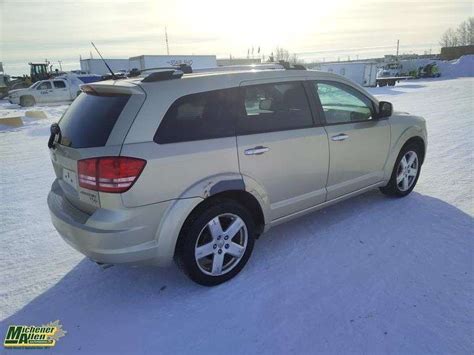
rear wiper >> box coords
[48,123,61,149]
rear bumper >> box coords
[47,180,171,265]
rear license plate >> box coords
[62,168,77,189]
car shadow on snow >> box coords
[1,191,472,353]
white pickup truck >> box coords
[8,74,91,107]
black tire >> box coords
[20,96,35,107]
[388,80,396,86]
[176,199,256,286]
[380,143,422,197]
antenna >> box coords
[165,27,170,55]
[91,42,117,80]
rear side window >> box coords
[53,80,66,88]
[237,82,313,134]
[154,88,240,144]
[58,93,130,148]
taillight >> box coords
[78,157,146,193]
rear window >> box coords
[58,93,130,148]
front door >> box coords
[35,81,53,103]
[52,80,70,102]
[237,80,329,221]
[311,81,390,200]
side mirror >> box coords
[378,101,393,118]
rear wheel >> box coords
[388,80,396,86]
[20,96,35,107]
[176,200,255,286]
[380,143,422,197]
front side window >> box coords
[313,81,374,124]
[154,88,240,144]
[237,82,313,134]
[37,82,52,90]
[53,80,66,88]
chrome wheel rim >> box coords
[194,213,248,276]
[396,151,418,192]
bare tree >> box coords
[269,47,300,64]
[290,53,299,64]
[440,17,474,47]
[274,47,291,62]
[439,28,458,47]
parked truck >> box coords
[376,62,412,86]
[7,74,87,106]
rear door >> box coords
[237,80,329,221]
[121,87,241,207]
[310,80,390,200]
[50,87,145,213]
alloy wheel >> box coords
[194,213,248,276]
[396,150,419,192]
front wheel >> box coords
[176,200,255,286]
[20,96,35,107]
[380,144,422,197]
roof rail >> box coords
[140,64,192,82]
[193,62,306,74]
[141,69,184,83]
[140,62,307,82]
[277,61,307,70]
[192,63,284,73]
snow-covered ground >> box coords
[0,78,473,354]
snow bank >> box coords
[437,55,474,78]
[400,55,474,78]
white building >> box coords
[312,61,378,87]
[80,59,130,76]
[129,55,217,71]
[80,55,217,75]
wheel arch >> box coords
[384,116,427,178]
[20,95,35,107]
[174,189,266,257]
[403,136,426,165]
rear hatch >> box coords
[49,81,145,213]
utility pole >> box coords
[165,26,170,55]
[396,39,400,59]
[58,60,63,71]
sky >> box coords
[1,0,473,75]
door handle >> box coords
[331,133,349,141]
[244,146,270,155]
